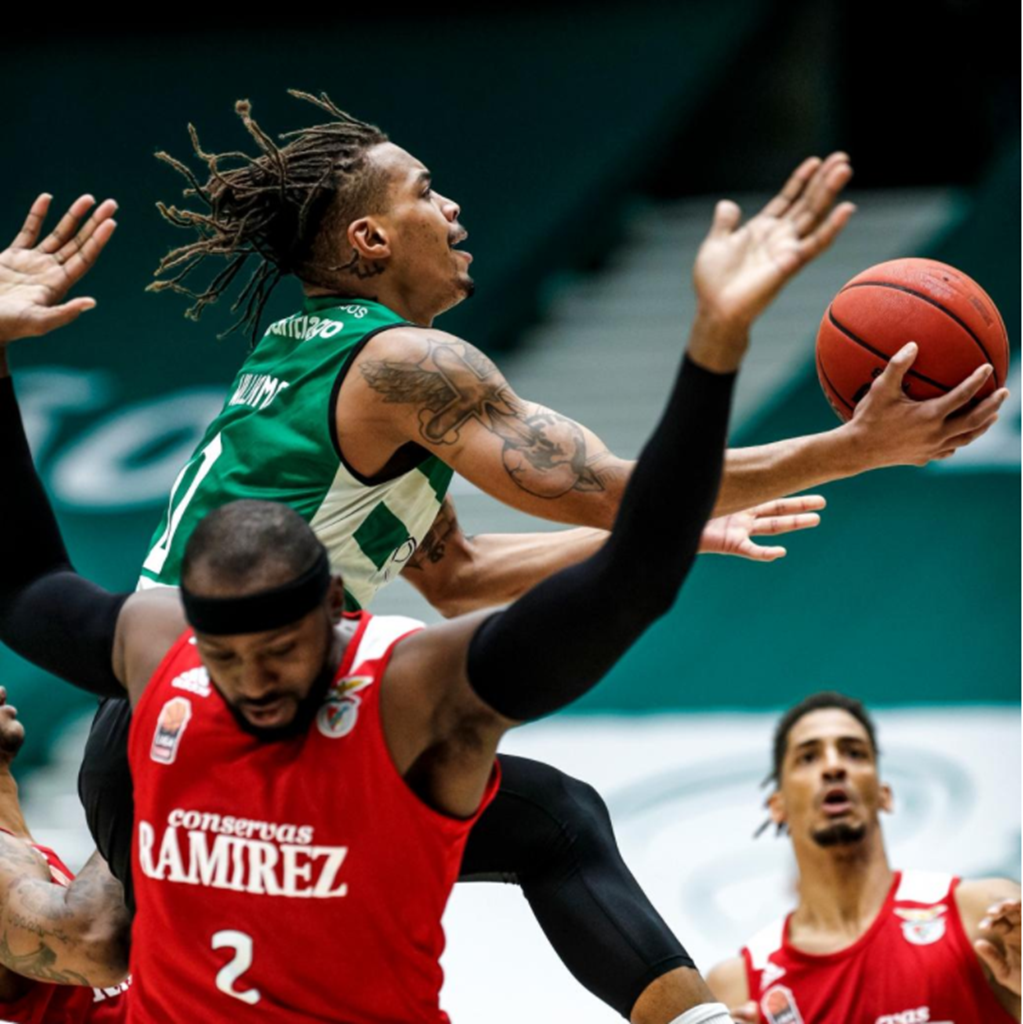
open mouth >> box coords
[449,232,473,263]
[241,696,292,725]
[821,787,853,816]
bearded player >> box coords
[0,150,846,1022]
[707,692,1021,1023]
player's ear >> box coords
[348,216,390,261]
[879,781,894,814]
[768,788,786,828]
[328,576,346,623]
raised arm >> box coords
[0,193,118,343]
[381,155,856,818]
[0,195,183,704]
[0,845,129,989]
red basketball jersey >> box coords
[742,870,1014,1024]
[0,833,129,1023]
[128,611,500,1023]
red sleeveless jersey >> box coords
[0,833,129,1023]
[127,611,500,1023]
[741,870,1014,1024]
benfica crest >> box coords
[895,904,948,946]
[317,675,374,739]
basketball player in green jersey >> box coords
[137,93,1003,612]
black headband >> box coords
[181,549,332,636]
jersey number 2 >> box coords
[143,432,223,576]
[212,930,261,1006]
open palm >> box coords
[0,193,117,344]
[694,153,855,327]
[700,495,826,562]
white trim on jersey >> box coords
[895,869,954,904]
[350,614,425,667]
[745,916,787,971]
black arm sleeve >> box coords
[0,376,127,697]
[467,354,734,720]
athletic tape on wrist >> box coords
[668,1003,735,1024]
[181,549,331,635]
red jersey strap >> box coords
[0,827,74,887]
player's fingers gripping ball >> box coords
[815,257,1010,421]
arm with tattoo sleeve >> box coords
[345,331,630,528]
[0,842,129,988]
[351,322,1007,523]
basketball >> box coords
[815,258,1010,422]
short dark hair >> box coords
[769,690,880,788]
[181,500,325,594]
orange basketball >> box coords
[815,258,1009,422]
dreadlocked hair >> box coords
[753,690,880,839]
[148,89,389,342]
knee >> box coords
[555,774,617,854]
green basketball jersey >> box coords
[139,296,453,610]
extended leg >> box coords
[461,754,711,1020]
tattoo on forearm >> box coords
[360,337,613,499]
[0,909,92,987]
[0,839,129,986]
[406,500,460,572]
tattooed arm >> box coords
[0,840,129,988]
[400,497,608,617]
[340,324,1006,523]
[339,328,631,529]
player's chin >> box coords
[810,820,867,848]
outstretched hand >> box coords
[700,495,825,561]
[976,899,1021,996]
[694,153,856,328]
[0,193,118,344]
[848,341,1010,466]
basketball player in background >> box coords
[707,692,1020,1023]
[0,686,128,1021]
